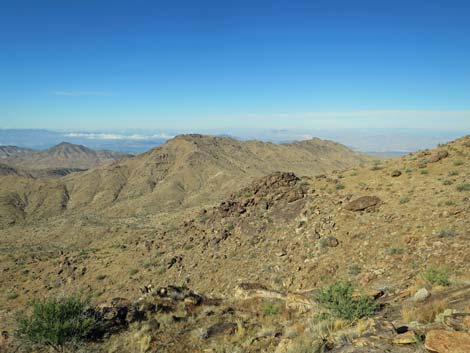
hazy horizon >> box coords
[0,127,466,154]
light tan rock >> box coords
[425,329,470,353]
[393,331,417,344]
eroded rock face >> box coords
[444,313,470,332]
[344,196,382,211]
[425,329,470,353]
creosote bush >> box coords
[16,294,95,352]
[422,267,450,287]
[317,281,378,321]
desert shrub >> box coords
[420,169,429,175]
[348,264,361,276]
[7,292,19,300]
[387,247,404,255]
[263,301,281,316]
[335,184,345,190]
[453,160,464,166]
[317,281,378,321]
[438,228,456,238]
[448,170,459,176]
[457,183,470,192]
[16,294,95,352]
[399,197,410,204]
[442,179,453,185]
[128,268,139,276]
[422,267,450,286]
[95,274,106,281]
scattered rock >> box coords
[413,288,431,302]
[391,170,402,177]
[324,236,339,247]
[201,322,237,339]
[425,329,470,353]
[344,196,382,211]
[444,313,470,332]
[428,150,449,163]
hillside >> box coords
[0,142,131,171]
[0,134,369,226]
[0,145,34,159]
[1,135,469,352]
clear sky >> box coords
[1,0,470,131]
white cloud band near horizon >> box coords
[64,132,174,140]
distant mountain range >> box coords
[1,128,466,153]
[0,142,131,177]
[0,134,369,226]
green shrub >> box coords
[387,247,404,255]
[420,169,429,175]
[263,301,281,316]
[128,268,139,276]
[95,274,106,281]
[422,267,450,286]
[453,160,464,166]
[16,294,95,352]
[448,170,459,176]
[317,281,378,321]
[457,183,470,192]
[399,197,410,204]
[442,179,453,185]
[438,228,456,238]
[7,292,19,300]
[348,264,361,276]
[335,184,345,190]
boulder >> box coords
[413,288,431,302]
[391,170,402,177]
[344,196,382,211]
[393,331,418,344]
[201,322,237,339]
[425,329,470,353]
[428,150,449,163]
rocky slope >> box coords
[1,135,469,353]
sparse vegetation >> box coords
[317,281,378,321]
[402,298,449,323]
[420,169,429,175]
[442,179,453,185]
[348,264,361,276]
[457,183,470,192]
[387,247,404,255]
[438,228,456,238]
[453,160,464,166]
[399,196,410,204]
[15,294,95,352]
[7,292,19,300]
[95,274,106,281]
[448,170,459,176]
[422,267,450,286]
[335,183,345,190]
[128,268,139,276]
[263,301,281,316]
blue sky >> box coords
[1,0,470,131]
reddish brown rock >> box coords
[428,150,449,163]
[425,329,470,353]
[344,196,382,211]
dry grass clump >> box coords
[401,298,449,323]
